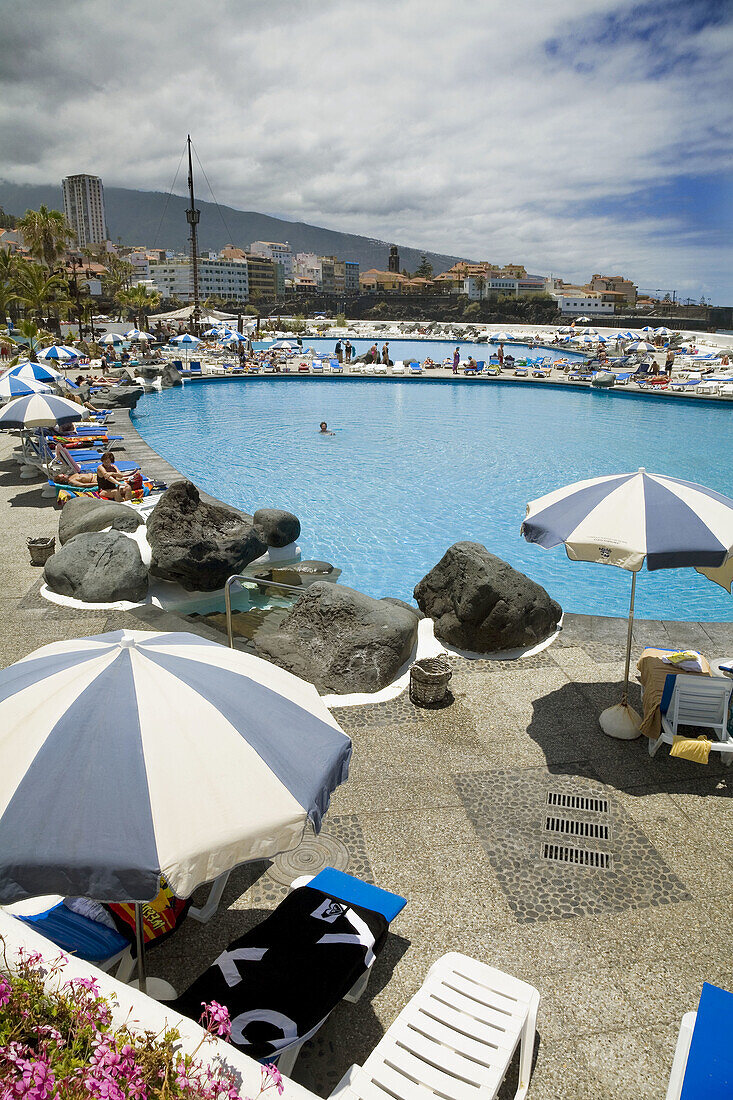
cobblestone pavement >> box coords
[2,427,733,1100]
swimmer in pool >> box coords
[319,421,335,435]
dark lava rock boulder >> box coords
[44,531,148,603]
[160,364,183,388]
[380,596,425,621]
[255,581,418,694]
[59,495,144,545]
[90,384,144,410]
[253,507,301,548]
[414,541,561,652]
[147,479,266,591]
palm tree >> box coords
[17,205,75,269]
[6,320,55,363]
[0,249,19,325]
[14,262,71,326]
[117,284,162,330]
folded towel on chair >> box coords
[670,735,712,764]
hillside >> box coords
[0,181,467,275]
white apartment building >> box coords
[553,293,614,316]
[149,258,249,302]
[249,241,293,277]
[62,174,107,247]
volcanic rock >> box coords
[44,531,148,603]
[254,581,418,694]
[147,479,266,591]
[414,541,561,652]
[253,508,301,548]
[59,495,144,545]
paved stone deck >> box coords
[1,424,732,1100]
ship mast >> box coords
[185,135,200,327]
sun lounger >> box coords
[391,362,405,375]
[648,673,733,763]
[330,952,539,1100]
[665,983,733,1100]
[514,366,528,377]
[55,444,139,475]
[171,868,406,1075]
[298,361,310,373]
[312,360,324,373]
[373,363,388,375]
[409,361,423,374]
[331,360,344,373]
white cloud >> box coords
[1,0,731,297]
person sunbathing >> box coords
[54,470,97,488]
[96,452,134,501]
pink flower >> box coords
[200,1000,232,1040]
[0,977,11,1007]
[262,1063,284,1095]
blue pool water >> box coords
[132,377,733,621]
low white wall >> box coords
[0,909,319,1100]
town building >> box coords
[344,260,360,293]
[61,174,108,247]
[551,291,615,316]
[219,245,247,260]
[359,269,408,293]
[148,257,249,302]
[589,273,637,305]
[248,241,293,278]
[245,255,276,300]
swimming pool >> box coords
[132,377,733,621]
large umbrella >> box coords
[626,340,657,353]
[170,333,201,367]
[0,374,51,400]
[489,332,513,342]
[522,469,733,738]
[37,345,79,363]
[0,393,88,429]
[123,329,155,341]
[654,327,672,336]
[0,629,352,990]
[574,316,591,324]
[3,361,64,384]
[101,332,125,345]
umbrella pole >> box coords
[621,570,637,706]
[134,904,147,995]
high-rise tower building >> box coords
[61,174,107,247]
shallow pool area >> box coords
[132,377,733,621]
[253,336,586,364]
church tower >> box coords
[388,244,400,273]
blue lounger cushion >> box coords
[17,902,129,963]
[681,982,733,1099]
[305,867,406,922]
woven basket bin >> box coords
[27,537,56,566]
[410,655,452,707]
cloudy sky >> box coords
[1,0,732,300]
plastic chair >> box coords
[649,673,733,763]
[331,952,539,1100]
[665,983,733,1099]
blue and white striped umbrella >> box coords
[3,361,64,383]
[37,345,79,362]
[576,333,606,344]
[0,374,51,399]
[0,392,88,429]
[654,327,671,336]
[522,468,733,572]
[169,333,201,346]
[223,331,248,344]
[123,329,155,341]
[202,327,231,338]
[626,340,656,353]
[522,469,733,731]
[0,630,351,904]
[101,332,125,344]
[489,332,513,342]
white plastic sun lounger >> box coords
[391,361,405,375]
[330,952,539,1100]
[648,673,733,763]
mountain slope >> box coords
[0,181,467,275]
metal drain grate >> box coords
[542,843,612,869]
[545,816,610,840]
[547,792,609,814]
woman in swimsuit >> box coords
[96,452,134,501]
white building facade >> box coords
[553,294,614,316]
[249,241,293,277]
[149,258,249,302]
[62,174,107,247]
